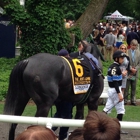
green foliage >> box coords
[2,0,92,59]
[0,57,18,101]
[4,1,71,59]
[60,0,90,20]
[102,61,111,75]
[67,26,83,52]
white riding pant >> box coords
[103,87,125,114]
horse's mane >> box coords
[84,42,105,62]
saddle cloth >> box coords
[62,56,91,94]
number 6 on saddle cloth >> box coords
[61,53,104,95]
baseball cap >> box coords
[58,49,69,56]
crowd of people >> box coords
[14,21,140,140]
[92,21,140,106]
[92,21,140,62]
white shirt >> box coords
[117,34,124,42]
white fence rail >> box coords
[0,114,140,130]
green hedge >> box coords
[0,57,18,100]
[0,58,140,101]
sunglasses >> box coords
[121,48,126,50]
[132,44,137,46]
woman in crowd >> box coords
[119,44,130,94]
[115,30,125,51]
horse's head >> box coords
[81,40,105,71]
[81,40,105,61]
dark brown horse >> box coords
[4,43,104,140]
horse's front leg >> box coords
[75,104,84,119]
[87,97,99,111]
[87,76,104,111]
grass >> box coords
[1,103,140,122]
[0,58,140,123]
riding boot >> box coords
[117,114,123,121]
[117,114,128,134]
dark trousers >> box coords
[124,79,137,104]
[52,101,73,140]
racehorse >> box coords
[4,43,104,140]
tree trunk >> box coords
[75,0,109,39]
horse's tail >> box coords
[3,59,29,115]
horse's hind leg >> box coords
[87,76,104,111]
[35,101,53,117]
[32,84,59,117]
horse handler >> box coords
[52,49,74,140]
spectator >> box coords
[65,19,71,29]
[119,44,130,94]
[122,23,127,36]
[93,28,99,43]
[102,29,116,61]
[125,24,132,36]
[136,26,140,51]
[116,30,125,50]
[68,111,121,140]
[124,39,140,106]
[52,49,73,140]
[126,28,140,49]
[137,26,140,39]
[95,28,105,56]
[15,125,58,140]
[68,128,84,140]
[113,29,119,52]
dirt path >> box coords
[0,122,140,140]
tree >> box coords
[61,0,90,20]
[75,0,109,39]
[2,0,72,58]
[1,0,109,58]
